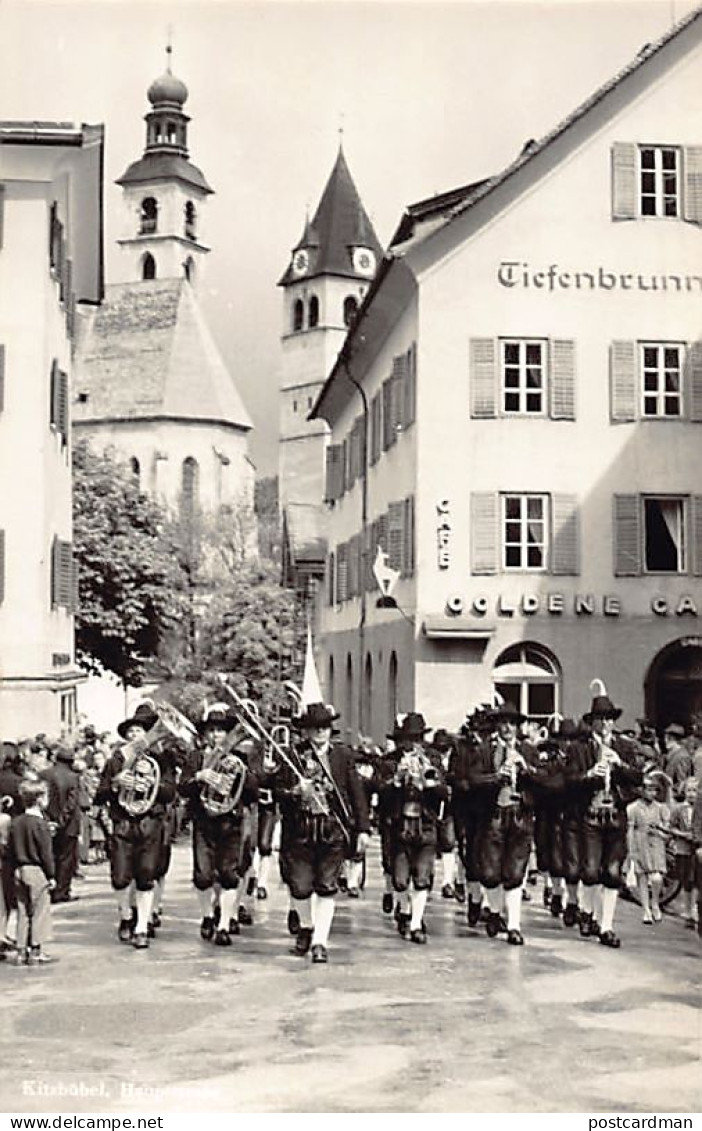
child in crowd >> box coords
[669,778,699,928]
[8,779,57,965]
[626,775,670,924]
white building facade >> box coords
[0,121,104,735]
[312,11,702,741]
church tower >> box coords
[114,49,213,289]
[277,145,383,512]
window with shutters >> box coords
[502,494,549,571]
[49,360,69,447]
[336,543,349,603]
[369,392,381,465]
[382,378,396,449]
[641,343,683,418]
[405,344,417,427]
[501,339,546,415]
[387,502,405,572]
[51,537,74,609]
[402,495,415,577]
[639,146,680,218]
[644,496,687,573]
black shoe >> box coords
[246,875,257,897]
[496,914,508,934]
[287,909,300,936]
[291,927,312,956]
[256,886,268,901]
[382,893,394,915]
[147,920,156,939]
[347,887,360,899]
[151,911,162,929]
[396,912,410,937]
[543,885,552,909]
[132,932,149,950]
[238,906,253,926]
[213,904,221,928]
[480,905,491,922]
[441,884,455,900]
[227,918,241,936]
[486,912,501,939]
[393,901,402,922]
[454,883,466,904]
[118,919,134,943]
[338,876,348,892]
[522,889,532,902]
[550,894,563,918]
[590,918,601,937]
[200,916,215,942]
[311,944,328,963]
[409,929,427,944]
[527,870,538,886]
[214,929,232,947]
[599,930,621,949]
[562,903,578,928]
[579,912,593,938]
[507,929,524,946]
[467,897,482,927]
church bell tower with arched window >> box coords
[115,49,213,288]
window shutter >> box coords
[348,420,359,488]
[0,344,5,413]
[613,494,642,576]
[610,341,637,422]
[347,536,356,597]
[342,438,350,492]
[325,446,339,503]
[358,413,367,477]
[392,354,406,431]
[50,358,59,429]
[382,378,395,449]
[58,369,69,446]
[405,343,417,426]
[388,502,405,572]
[549,339,576,420]
[377,513,388,556]
[337,543,349,603]
[551,494,580,575]
[683,146,702,224]
[611,142,637,220]
[687,342,702,422]
[51,536,60,607]
[71,555,80,614]
[370,393,381,465]
[470,338,497,418]
[403,495,415,577]
[690,497,702,577]
[471,492,499,575]
[364,526,374,591]
[0,529,5,605]
[0,184,5,250]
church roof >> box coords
[116,153,213,195]
[278,146,383,285]
[73,278,252,431]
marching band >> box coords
[3,677,701,967]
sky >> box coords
[1,0,699,474]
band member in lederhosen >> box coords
[276,702,369,964]
[566,684,642,949]
[94,703,177,950]
[469,702,542,945]
[450,708,496,927]
[179,703,259,947]
[373,739,401,915]
[245,737,280,902]
[531,719,573,918]
[383,713,449,945]
[427,729,459,899]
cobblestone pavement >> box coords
[1,840,700,1113]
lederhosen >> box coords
[245,742,279,861]
[385,753,448,893]
[276,741,369,900]
[448,739,482,881]
[179,746,258,891]
[426,745,456,857]
[374,755,400,879]
[569,738,642,890]
[532,745,568,880]
[471,740,539,891]
[95,748,176,892]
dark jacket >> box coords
[564,736,643,814]
[41,761,80,836]
[466,738,543,812]
[94,745,176,821]
[0,767,25,818]
[380,746,449,825]
[9,812,55,879]
[276,740,370,835]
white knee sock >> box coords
[580,885,595,915]
[384,872,393,893]
[312,895,335,946]
[153,877,165,913]
[456,859,466,885]
[410,887,428,931]
[240,868,256,909]
[468,881,482,902]
[486,886,503,914]
[347,860,363,890]
[600,887,618,933]
[219,888,237,928]
[442,853,456,887]
[552,877,565,895]
[258,855,272,890]
[566,882,578,906]
[116,889,132,920]
[252,848,261,879]
[504,886,522,931]
[399,890,411,915]
[134,888,154,935]
[197,888,214,917]
[593,883,604,923]
[292,895,313,929]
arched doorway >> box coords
[388,651,398,733]
[362,653,373,737]
[645,637,702,729]
[492,641,561,724]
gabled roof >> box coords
[116,152,213,195]
[279,145,383,285]
[390,177,490,249]
[283,503,327,569]
[394,3,702,259]
[73,278,252,430]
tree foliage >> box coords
[72,439,189,686]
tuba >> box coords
[198,741,248,818]
[117,702,197,817]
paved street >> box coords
[1,840,700,1114]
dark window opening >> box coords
[343,296,358,327]
[644,497,685,572]
[140,197,158,235]
[293,299,304,332]
[308,295,319,328]
[142,253,156,281]
[185,201,197,240]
